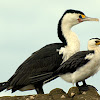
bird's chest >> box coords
[72,54,100,83]
[58,46,80,64]
[61,52,100,84]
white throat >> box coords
[58,21,80,63]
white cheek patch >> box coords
[85,53,94,60]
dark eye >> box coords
[95,41,99,43]
[79,15,82,18]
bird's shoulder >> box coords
[31,43,64,59]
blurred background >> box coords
[0,0,100,96]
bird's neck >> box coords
[88,46,100,53]
[61,23,80,51]
[58,24,80,63]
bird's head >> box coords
[88,38,100,50]
[61,9,99,28]
[58,9,99,45]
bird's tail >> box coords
[30,72,54,83]
[0,82,9,92]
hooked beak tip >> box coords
[95,18,99,22]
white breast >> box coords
[58,31,80,64]
[60,51,100,85]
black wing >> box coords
[8,43,64,86]
[54,50,95,75]
[30,50,95,84]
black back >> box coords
[8,43,64,87]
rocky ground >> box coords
[0,86,100,100]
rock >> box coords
[0,95,36,100]
[49,88,71,100]
[0,86,100,100]
[34,94,52,100]
[73,86,100,100]
[49,88,66,95]
[67,87,80,97]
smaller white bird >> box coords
[31,38,100,91]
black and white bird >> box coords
[31,38,100,90]
[0,9,99,94]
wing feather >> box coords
[8,43,64,86]
[54,50,94,75]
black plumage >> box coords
[55,50,94,74]
[8,43,64,92]
[64,9,85,15]
[30,50,95,83]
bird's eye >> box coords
[95,41,99,43]
[79,15,85,19]
[79,15,82,18]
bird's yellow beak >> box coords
[96,41,100,45]
[82,16,99,22]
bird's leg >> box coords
[81,80,89,91]
[82,80,98,91]
[34,82,44,94]
[35,86,44,94]
[76,80,89,91]
[76,82,79,87]
[82,80,87,86]
[76,80,97,91]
